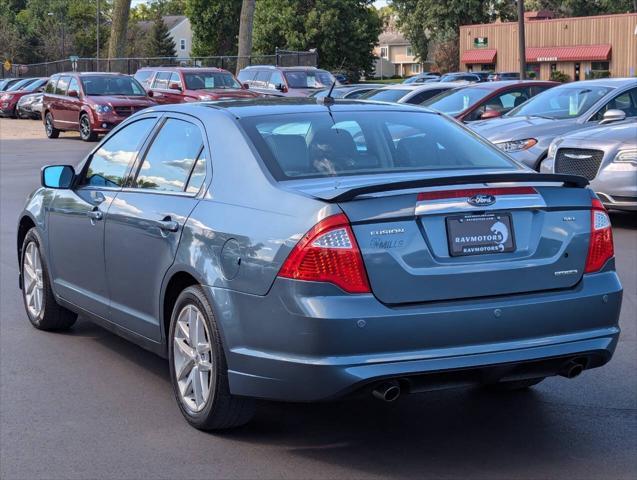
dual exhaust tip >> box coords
[371,358,588,401]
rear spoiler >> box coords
[318,173,589,203]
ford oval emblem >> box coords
[467,194,496,207]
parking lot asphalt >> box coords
[1,119,636,480]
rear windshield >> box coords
[422,87,490,115]
[184,71,241,90]
[507,85,613,119]
[81,75,146,96]
[284,70,334,89]
[360,89,411,103]
[240,111,517,180]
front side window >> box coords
[268,71,285,89]
[81,75,146,96]
[508,85,613,119]
[67,77,80,95]
[183,71,241,90]
[134,118,204,192]
[169,72,182,89]
[591,87,637,121]
[81,118,156,187]
[465,88,531,121]
[152,72,171,89]
[240,111,517,180]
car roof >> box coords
[194,97,437,118]
[241,65,324,71]
[52,72,131,77]
[137,66,227,73]
[374,83,460,91]
[458,80,556,90]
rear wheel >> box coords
[168,286,255,430]
[44,112,60,139]
[79,113,97,142]
[21,228,77,331]
[485,377,545,391]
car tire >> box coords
[21,228,77,331]
[168,285,255,430]
[44,112,60,139]
[484,377,545,391]
[79,113,97,142]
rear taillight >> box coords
[278,213,371,293]
[584,198,614,273]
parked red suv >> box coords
[134,67,260,104]
[43,72,156,141]
[0,77,48,118]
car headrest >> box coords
[396,135,440,167]
[513,95,528,107]
[265,135,309,175]
[309,128,358,174]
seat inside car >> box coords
[265,135,310,175]
[309,128,359,173]
[396,135,442,167]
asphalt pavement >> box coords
[1,119,636,479]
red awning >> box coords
[461,49,497,64]
[526,44,611,62]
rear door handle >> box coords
[157,218,179,233]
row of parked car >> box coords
[403,71,522,84]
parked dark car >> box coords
[238,66,337,96]
[488,72,521,81]
[422,80,558,122]
[19,98,621,431]
[134,67,260,104]
[43,72,156,141]
[0,77,48,118]
[403,73,442,84]
[359,83,460,104]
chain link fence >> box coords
[2,50,319,78]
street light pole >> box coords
[96,0,100,66]
[518,0,526,80]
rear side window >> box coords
[240,111,517,180]
[55,76,70,95]
[133,118,204,192]
[45,78,58,94]
[152,72,171,89]
[81,118,157,187]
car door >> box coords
[66,76,82,129]
[47,117,158,318]
[52,75,71,126]
[104,114,208,340]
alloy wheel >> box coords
[172,304,214,413]
[80,116,91,139]
[23,241,44,318]
[45,115,53,135]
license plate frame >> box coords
[446,212,516,257]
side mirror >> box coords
[41,165,75,189]
[600,109,626,125]
[276,83,287,93]
[242,82,250,89]
[147,90,154,97]
[480,109,502,120]
[68,89,79,98]
[168,82,182,91]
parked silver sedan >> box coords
[541,120,637,211]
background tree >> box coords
[145,10,176,58]
[236,0,256,74]
[253,0,381,80]
[186,0,242,56]
[108,0,131,58]
[131,0,186,21]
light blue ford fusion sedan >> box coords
[17,98,622,430]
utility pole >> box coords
[96,0,100,64]
[518,0,526,80]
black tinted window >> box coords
[81,118,156,187]
[134,118,204,192]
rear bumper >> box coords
[205,270,622,402]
